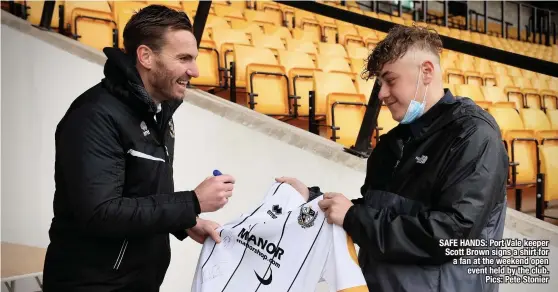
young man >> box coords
[279,25,508,292]
[43,5,234,291]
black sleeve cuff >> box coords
[342,205,359,243]
[171,230,188,241]
[192,190,201,215]
[308,186,323,202]
[351,197,365,205]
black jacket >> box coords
[43,48,201,292]
[342,91,508,292]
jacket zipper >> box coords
[113,239,128,270]
[392,144,404,178]
[392,138,410,178]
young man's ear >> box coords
[421,60,435,85]
[136,45,154,70]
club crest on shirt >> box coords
[168,119,175,138]
[298,206,318,229]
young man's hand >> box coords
[187,218,221,244]
[275,177,309,201]
[318,193,354,226]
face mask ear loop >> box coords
[422,84,429,104]
[412,66,421,102]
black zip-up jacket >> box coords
[42,48,201,292]
[342,91,509,292]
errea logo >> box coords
[267,204,282,219]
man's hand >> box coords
[275,177,309,201]
[194,174,235,212]
[187,218,221,244]
[318,193,354,226]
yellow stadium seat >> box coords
[543,95,558,110]
[230,20,265,39]
[346,46,370,60]
[294,9,318,28]
[547,110,558,130]
[317,55,352,74]
[318,42,348,58]
[233,45,290,116]
[455,84,484,102]
[350,58,366,75]
[182,0,199,12]
[211,28,250,68]
[277,50,319,117]
[355,77,375,103]
[313,71,360,116]
[112,1,147,49]
[205,15,231,33]
[246,4,282,26]
[520,108,558,143]
[192,40,220,88]
[292,27,321,43]
[24,0,62,28]
[538,144,558,209]
[264,26,293,43]
[65,1,116,51]
[376,105,398,140]
[488,107,538,188]
[213,4,244,19]
[147,1,182,10]
[326,94,367,148]
[252,34,285,53]
[337,23,361,46]
[286,38,318,59]
[313,72,367,147]
[444,83,456,94]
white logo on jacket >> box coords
[415,155,428,164]
[140,121,150,136]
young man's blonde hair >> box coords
[362,24,443,80]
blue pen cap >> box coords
[213,169,222,176]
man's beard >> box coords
[150,63,178,101]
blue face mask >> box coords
[400,68,429,124]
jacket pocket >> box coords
[113,239,129,270]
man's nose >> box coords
[378,84,389,101]
[187,63,199,78]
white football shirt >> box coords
[191,182,369,292]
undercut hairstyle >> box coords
[362,24,443,80]
[123,5,193,58]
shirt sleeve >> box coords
[342,125,508,265]
[57,106,200,238]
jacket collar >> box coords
[407,89,456,138]
[101,47,182,117]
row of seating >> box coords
[319,0,558,64]
[8,1,557,215]
[446,83,558,111]
[16,0,557,65]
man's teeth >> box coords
[177,80,187,85]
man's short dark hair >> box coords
[362,24,443,80]
[123,5,193,58]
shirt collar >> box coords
[408,88,456,137]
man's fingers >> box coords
[318,198,332,210]
[208,228,221,243]
[216,174,235,184]
[222,183,234,192]
[222,190,233,198]
[324,192,339,199]
[275,177,289,183]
